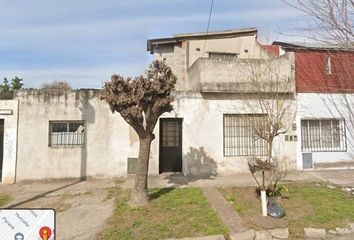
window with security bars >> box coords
[161,120,180,147]
[223,114,268,156]
[49,121,85,147]
[301,119,346,152]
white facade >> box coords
[296,93,354,169]
[157,92,297,175]
[0,100,18,183]
[4,90,296,182]
[14,90,132,181]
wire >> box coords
[202,0,214,56]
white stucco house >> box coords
[273,42,354,170]
[0,28,352,183]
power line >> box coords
[202,0,214,56]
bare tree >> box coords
[241,56,297,192]
[285,0,353,47]
[101,60,176,206]
[285,0,354,161]
[42,80,71,90]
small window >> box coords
[292,123,296,131]
[49,121,85,147]
[301,119,346,152]
[209,52,237,60]
[326,56,331,75]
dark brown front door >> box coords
[0,120,4,181]
[159,118,182,173]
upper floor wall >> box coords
[188,53,295,93]
[148,28,294,93]
[273,42,354,93]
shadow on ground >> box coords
[149,188,174,200]
[163,146,218,186]
[6,180,83,208]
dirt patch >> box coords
[220,183,354,239]
[219,187,288,230]
[1,179,115,240]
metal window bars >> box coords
[301,118,346,152]
[49,121,85,147]
[223,114,268,156]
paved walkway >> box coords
[121,169,354,189]
[1,179,115,240]
[202,187,247,234]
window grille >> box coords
[223,114,268,156]
[49,121,85,147]
[161,120,180,147]
[301,119,346,152]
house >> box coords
[273,42,354,169]
[0,28,299,183]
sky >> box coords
[0,0,306,89]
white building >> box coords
[0,28,322,183]
[274,42,354,169]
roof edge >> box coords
[147,27,258,52]
[273,41,354,52]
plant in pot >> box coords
[248,157,287,218]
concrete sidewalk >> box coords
[202,187,247,234]
[121,169,354,189]
[0,179,115,240]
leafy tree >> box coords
[0,77,24,99]
[11,76,24,90]
[1,78,10,92]
[101,60,177,206]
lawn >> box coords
[100,186,228,240]
[219,183,354,239]
[0,195,10,207]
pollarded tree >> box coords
[101,60,177,206]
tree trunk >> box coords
[130,135,153,206]
[267,139,273,163]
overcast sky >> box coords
[0,0,305,89]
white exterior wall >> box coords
[11,90,297,181]
[296,93,354,169]
[15,90,139,181]
[149,92,297,175]
[0,100,18,183]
